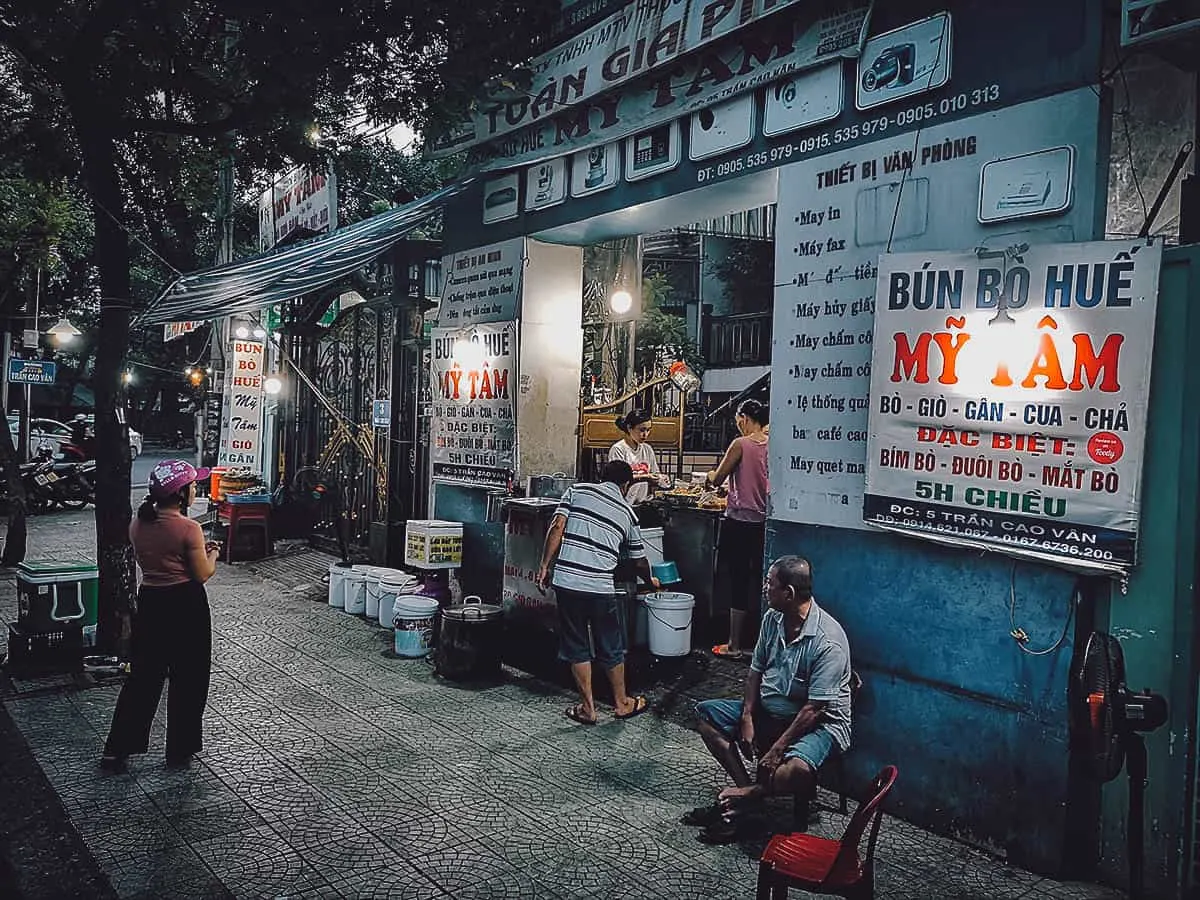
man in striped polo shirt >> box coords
[536,460,660,725]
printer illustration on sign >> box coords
[861,44,916,93]
[996,172,1053,210]
[485,185,516,209]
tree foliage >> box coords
[0,0,557,650]
[707,238,774,315]
[635,272,703,376]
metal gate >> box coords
[305,303,394,551]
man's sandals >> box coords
[711,644,744,660]
[563,696,649,726]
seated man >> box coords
[689,555,852,843]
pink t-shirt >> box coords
[727,436,769,523]
[129,509,205,587]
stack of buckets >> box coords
[639,527,695,658]
[326,562,441,659]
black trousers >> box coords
[717,518,766,612]
[104,581,212,759]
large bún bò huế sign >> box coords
[430,322,518,488]
[863,239,1162,574]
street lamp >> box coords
[609,289,633,315]
[47,317,82,345]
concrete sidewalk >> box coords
[1,511,1126,899]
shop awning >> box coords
[135,179,471,326]
[709,370,771,418]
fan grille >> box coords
[1072,631,1126,782]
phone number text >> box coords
[696,84,1002,184]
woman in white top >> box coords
[608,409,667,505]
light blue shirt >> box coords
[750,601,852,751]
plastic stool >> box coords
[218,502,273,562]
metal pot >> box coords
[435,596,505,682]
[528,473,574,499]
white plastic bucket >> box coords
[644,591,695,657]
[328,563,353,609]
[641,527,665,568]
[362,567,396,619]
[343,568,368,615]
[393,595,440,658]
[378,572,418,628]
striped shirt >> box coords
[551,482,645,595]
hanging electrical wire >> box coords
[1009,563,1078,657]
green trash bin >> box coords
[16,560,99,647]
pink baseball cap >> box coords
[148,459,211,500]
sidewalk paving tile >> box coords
[1,512,1134,899]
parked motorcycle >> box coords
[21,456,59,514]
[47,458,96,510]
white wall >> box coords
[517,240,584,479]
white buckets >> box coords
[641,527,665,568]
[378,572,419,628]
[328,563,354,609]
[342,567,368,615]
[643,591,695,657]
[393,595,440,658]
[362,567,400,619]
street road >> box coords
[131,449,170,490]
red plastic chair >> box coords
[757,765,899,900]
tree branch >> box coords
[70,0,144,63]
[0,20,59,75]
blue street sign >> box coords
[8,359,57,385]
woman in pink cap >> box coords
[101,459,220,771]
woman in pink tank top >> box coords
[101,460,220,772]
[705,399,769,658]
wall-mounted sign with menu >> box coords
[863,239,1162,574]
[430,321,518,488]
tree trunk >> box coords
[0,373,28,566]
[71,99,136,654]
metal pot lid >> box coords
[443,600,504,621]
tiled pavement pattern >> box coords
[1,512,1126,899]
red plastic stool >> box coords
[218,501,273,562]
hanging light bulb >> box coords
[609,289,633,315]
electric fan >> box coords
[1069,631,1168,899]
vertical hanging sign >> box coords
[429,322,518,487]
[218,340,265,471]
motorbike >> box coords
[20,454,59,514]
[47,458,96,510]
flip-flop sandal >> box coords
[615,695,650,720]
[697,817,744,845]
[564,705,598,726]
[711,644,744,659]
[681,804,724,826]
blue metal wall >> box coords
[766,521,1079,871]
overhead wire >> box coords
[884,25,948,255]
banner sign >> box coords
[769,87,1105,531]
[218,340,265,471]
[8,359,56,385]
[863,240,1162,573]
[436,2,870,171]
[430,322,518,487]
[257,165,338,252]
[438,238,524,325]
[163,321,204,343]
